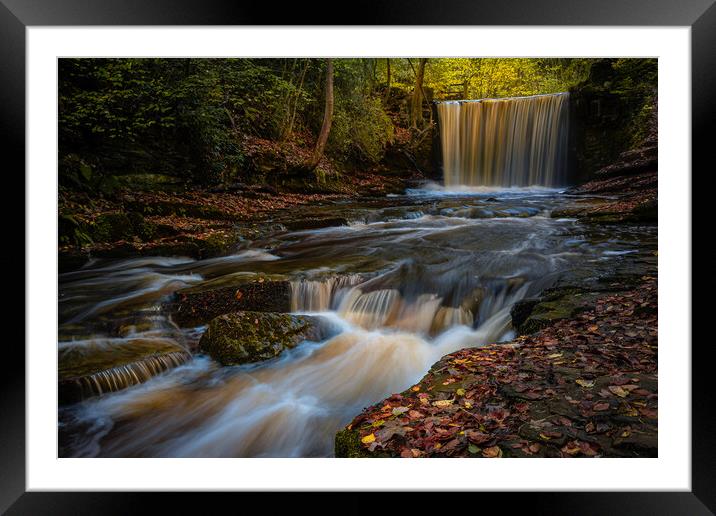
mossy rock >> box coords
[58,339,190,404]
[514,290,599,335]
[89,211,158,243]
[91,212,134,242]
[170,278,291,327]
[198,230,241,258]
[199,311,327,366]
[335,428,375,458]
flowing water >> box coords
[58,188,657,457]
[437,93,570,187]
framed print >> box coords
[3,0,714,512]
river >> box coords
[58,187,657,457]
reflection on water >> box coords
[59,190,656,457]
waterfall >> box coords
[60,351,191,403]
[437,92,570,187]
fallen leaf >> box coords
[576,379,595,388]
[593,402,610,411]
[608,385,629,397]
[361,433,376,444]
[432,399,454,408]
[482,446,502,458]
[392,406,409,416]
[456,388,466,396]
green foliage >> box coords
[60,57,651,194]
[329,60,394,162]
[58,214,93,247]
[375,58,593,101]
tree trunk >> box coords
[306,58,334,172]
[384,58,391,103]
[281,59,309,141]
[410,58,427,129]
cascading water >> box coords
[437,92,570,187]
[58,180,657,458]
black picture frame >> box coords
[3,0,713,513]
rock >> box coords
[58,339,190,404]
[335,428,377,458]
[512,288,599,335]
[199,311,328,365]
[91,212,134,242]
[282,217,349,231]
[169,278,291,327]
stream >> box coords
[58,187,657,457]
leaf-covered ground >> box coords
[58,165,415,266]
[337,276,657,458]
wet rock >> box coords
[169,277,291,327]
[199,311,328,366]
[337,277,658,458]
[512,288,600,335]
[58,339,190,405]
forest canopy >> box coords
[58,57,653,190]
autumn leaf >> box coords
[361,433,376,444]
[432,399,454,408]
[576,379,595,388]
[392,406,409,416]
[456,388,466,396]
[482,446,502,458]
[561,442,581,455]
[608,385,629,397]
[593,402,610,411]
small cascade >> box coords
[60,351,191,403]
[290,275,366,312]
[437,92,570,187]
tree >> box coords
[384,58,391,103]
[409,58,427,128]
[305,58,334,172]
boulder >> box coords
[511,288,599,335]
[199,311,328,365]
[170,278,291,327]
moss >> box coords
[516,290,597,335]
[199,230,241,258]
[334,428,374,458]
[91,212,134,242]
[199,311,325,365]
[127,211,157,241]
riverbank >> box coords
[58,168,421,272]
[336,274,657,458]
[334,118,658,458]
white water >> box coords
[437,93,570,187]
[59,191,657,458]
[64,302,517,457]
